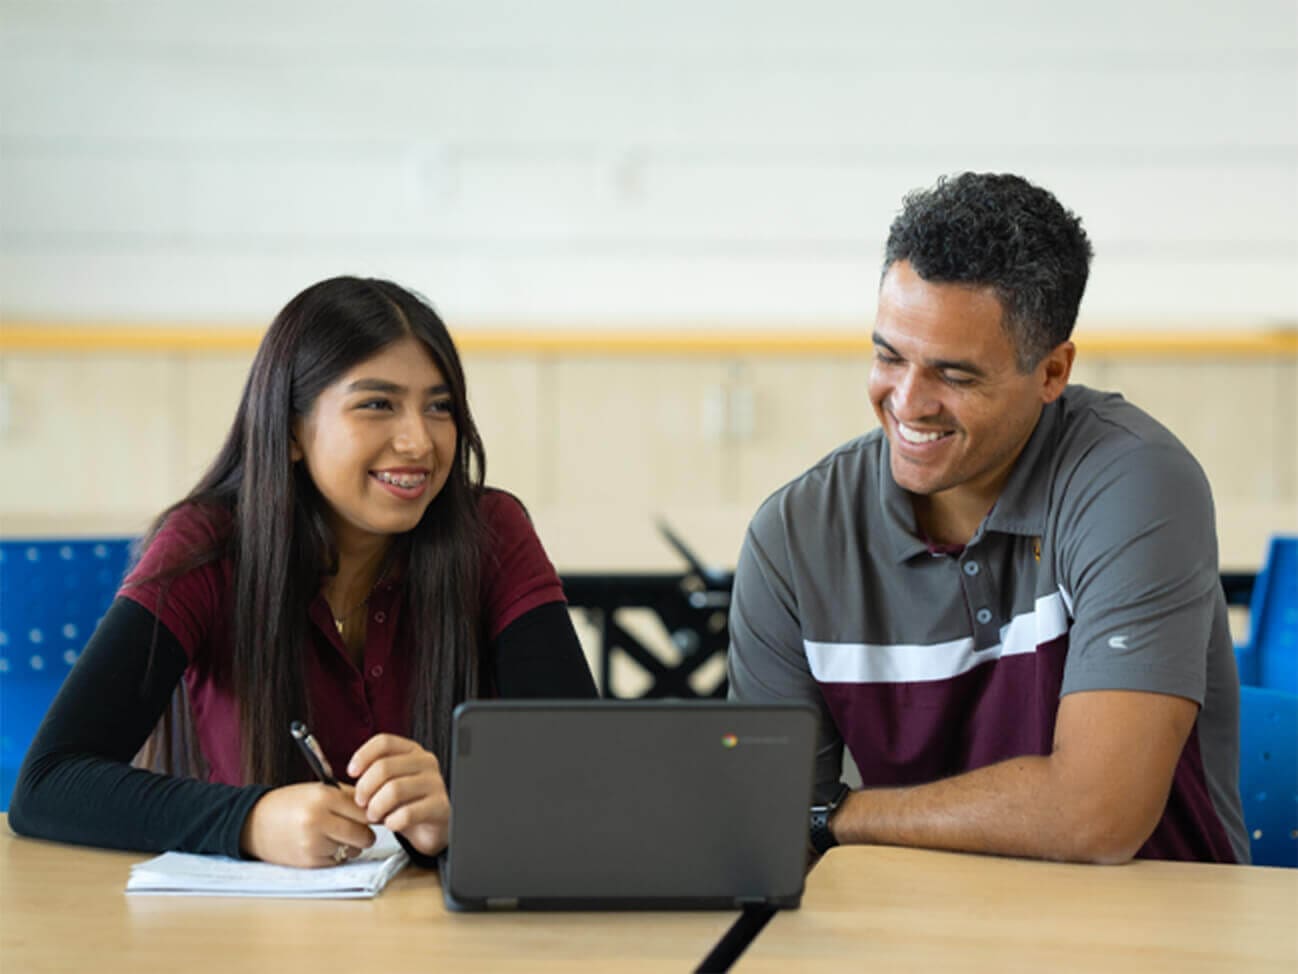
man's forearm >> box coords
[830,755,1147,865]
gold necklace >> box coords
[330,563,391,634]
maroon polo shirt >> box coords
[121,490,564,786]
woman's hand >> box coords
[348,734,450,856]
[240,783,376,867]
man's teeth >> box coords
[374,472,427,488]
[897,423,947,444]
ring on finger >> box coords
[333,844,351,864]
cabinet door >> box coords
[541,356,731,569]
[179,352,253,489]
[552,356,730,509]
[0,354,176,530]
[735,357,877,511]
[461,353,545,507]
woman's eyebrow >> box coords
[346,379,450,395]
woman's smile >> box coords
[371,467,432,500]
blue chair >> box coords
[0,538,135,810]
[1238,685,1298,867]
[1235,535,1298,693]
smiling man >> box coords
[728,173,1248,864]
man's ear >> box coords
[1039,341,1075,404]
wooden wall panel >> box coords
[0,348,1293,571]
[0,355,176,532]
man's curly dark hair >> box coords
[883,173,1093,370]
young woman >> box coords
[9,277,598,866]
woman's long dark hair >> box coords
[138,277,485,784]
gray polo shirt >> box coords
[728,384,1248,863]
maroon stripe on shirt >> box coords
[817,636,1068,785]
[816,633,1237,863]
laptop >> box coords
[441,700,818,911]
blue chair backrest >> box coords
[1238,684,1298,867]
[0,538,135,810]
[1248,536,1297,694]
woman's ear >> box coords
[289,422,304,462]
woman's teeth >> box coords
[374,471,427,488]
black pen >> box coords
[290,720,340,787]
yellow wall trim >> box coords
[2,322,1295,358]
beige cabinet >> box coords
[1,344,1293,572]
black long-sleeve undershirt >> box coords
[7,597,598,858]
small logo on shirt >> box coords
[1108,635,1129,649]
[721,734,738,748]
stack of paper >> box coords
[126,827,409,899]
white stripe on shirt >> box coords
[804,590,1072,685]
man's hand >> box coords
[348,733,451,857]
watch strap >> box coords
[809,783,851,856]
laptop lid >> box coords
[442,700,817,911]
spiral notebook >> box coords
[126,826,408,898]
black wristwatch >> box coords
[809,782,851,857]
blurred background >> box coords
[1,0,1295,578]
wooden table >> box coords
[6,816,1296,973]
[738,845,1298,973]
[0,817,736,972]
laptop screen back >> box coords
[443,700,817,910]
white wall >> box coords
[1,0,1295,328]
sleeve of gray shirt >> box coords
[1055,437,1223,704]
[727,499,846,800]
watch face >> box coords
[809,808,837,855]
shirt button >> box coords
[976,608,993,624]
[374,611,386,624]
[963,561,980,576]
[370,665,384,679]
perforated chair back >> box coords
[0,538,134,809]
[1248,536,1297,693]
[1238,685,1298,868]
